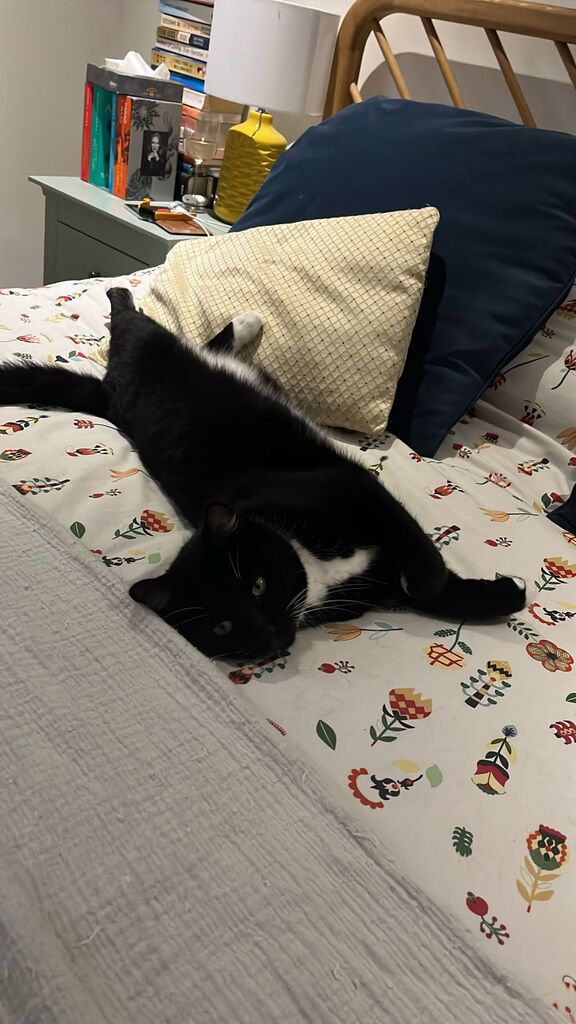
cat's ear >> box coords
[129,576,172,613]
[203,503,238,542]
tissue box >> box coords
[81,63,182,192]
[113,96,182,201]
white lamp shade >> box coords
[204,0,340,116]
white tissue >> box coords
[103,51,170,80]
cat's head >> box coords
[129,504,306,660]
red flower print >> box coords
[347,768,384,810]
[74,418,94,429]
[491,372,506,390]
[388,688,432,720]
[477,472,511,489]
[465,892,510,944]
[550,720,576,744]
[318,660,355,674]
[466,893,488,917]
[526,639,574,673]
[409,452,423,462]
[228,665,254,685]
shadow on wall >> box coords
[362,53,576,133]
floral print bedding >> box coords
[1,272,575,1017]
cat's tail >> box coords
[0,363,107,416]
[403,571,526,619]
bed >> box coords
[1,2,576,1021]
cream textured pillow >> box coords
[140,209,439,434]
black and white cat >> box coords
[0,287,525,659]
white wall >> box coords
[0,0,159,287]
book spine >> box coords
[157,70,205,96]
[107,93,118,192]
[89,87,105,186]
[113,95,132,198]
[159,2,213,26]
[151,48,207,81]
[157,19,210,43]
[81,81,94,182]
[155,34,209,60]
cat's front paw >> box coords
[232,311,262,351]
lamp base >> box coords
[213,109,287,225]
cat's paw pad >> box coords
[232,311,262,350]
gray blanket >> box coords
[0,478,553,1023]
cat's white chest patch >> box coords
[290,540,376,615]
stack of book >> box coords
[81,64,183,202]
[150,0,214,109]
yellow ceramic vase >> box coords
[214,109,287,225]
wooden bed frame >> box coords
[323,0,576,126]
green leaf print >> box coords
[566,693,576,703]
[70,521,86,539]
[452,826,474,858]
[316,720,337,750]
[425,764,443,788]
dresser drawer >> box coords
[53,223,148,282]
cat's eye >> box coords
[251,577,267,597]
[213,620,233,636]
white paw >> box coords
[232,311,262,350]
[511,576,526,592]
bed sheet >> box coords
[0,274,575,1017]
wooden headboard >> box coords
[323,0,576,126]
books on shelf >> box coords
[158,15,210,41]
[151,47,207,82]
[155,35,209,63]
[159,1,213,25]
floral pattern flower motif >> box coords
[318,660,355,675]
[517,825,569,913]
[477,471,511,489]
[369,688,433,746]
[535,556,576,593]
[465,892,510,944]
[557,426,576,451]
[0,448,30,461]
[348,767,384,809]
[425,621,471,668]
[325,622,403,642]
[551,349,576,390]
[113,509,175,541]
[526,639,574,673]
[549,720,576,745]
[472,725,517,795]
[528,601,576,627]
[563,532,576,546]
[482,506,539,523]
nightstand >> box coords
[30,176,230,285]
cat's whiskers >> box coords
[210,648,246,662]
[286,586,307,615]
[174,612,208,628]
[165,605,205,620]
[227,547,240,582]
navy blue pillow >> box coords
[233,98,576,456]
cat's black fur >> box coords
[0,288,525,658]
